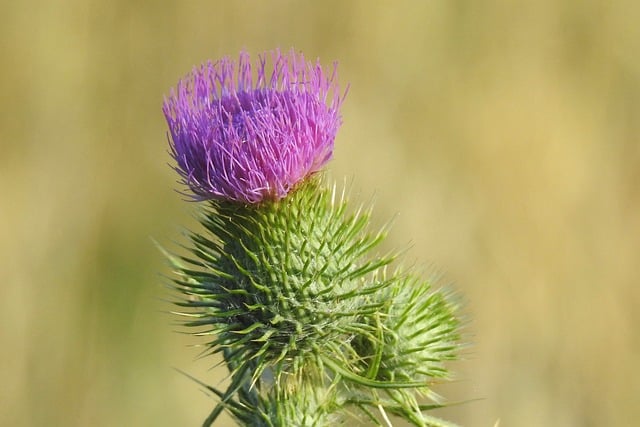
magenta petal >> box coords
[163,49,345,203]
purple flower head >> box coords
[163,49,345,203]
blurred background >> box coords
[2,1,639,426]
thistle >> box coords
[163,49,465,426]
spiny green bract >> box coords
[169,177,464,426]
[172,178,395,382]
[357,275,460,384]
[223,372,342,427]
[346,274,462,426]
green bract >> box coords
[173,177,393,376]
[168,177,464,426]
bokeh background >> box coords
[2,1,639,426]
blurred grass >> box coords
[2,1,639,426]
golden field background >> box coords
[2,1,639,426]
